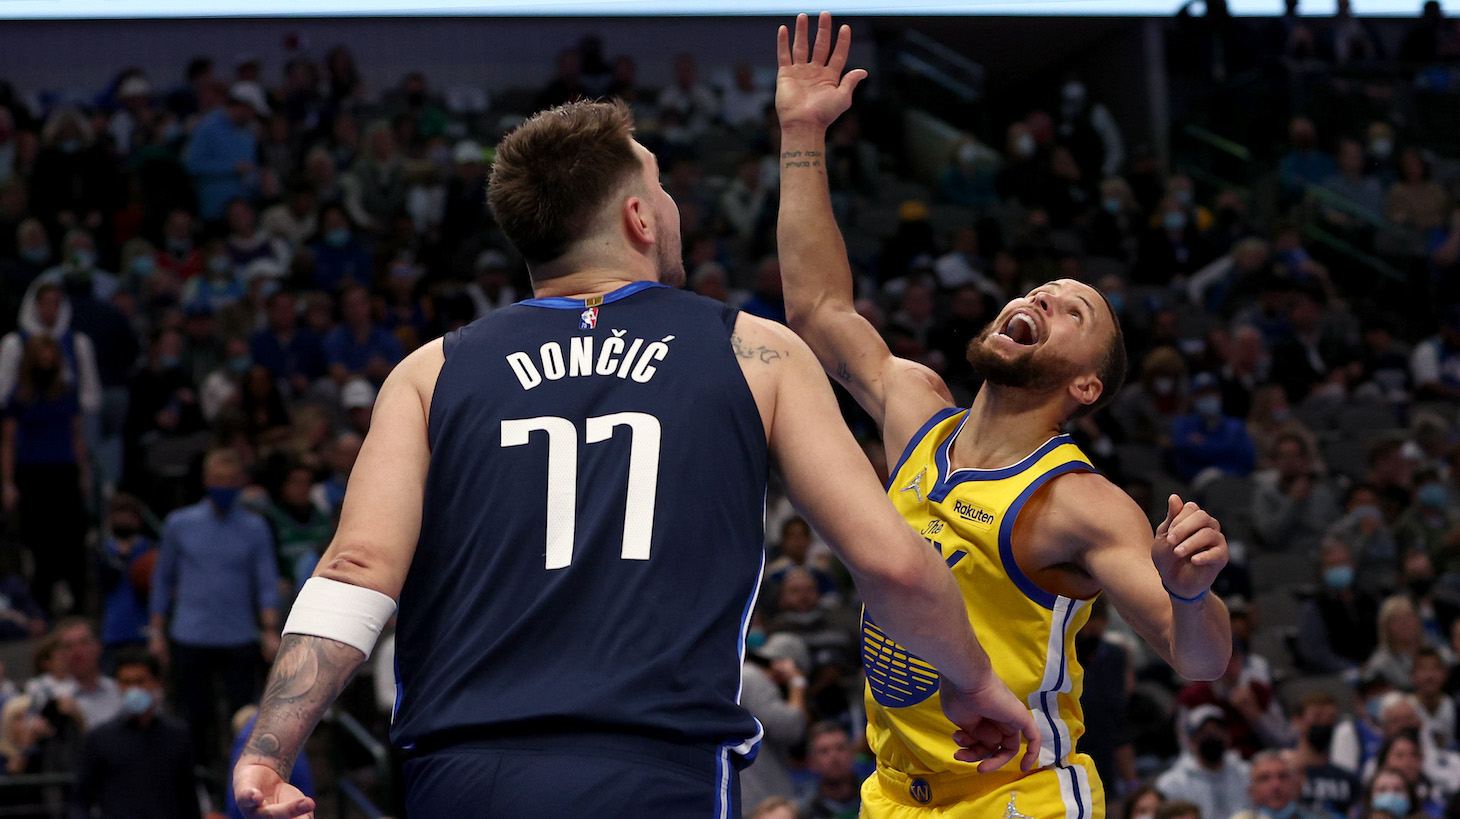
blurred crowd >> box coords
[3,2,1460,818]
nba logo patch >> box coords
[579,307,599,330]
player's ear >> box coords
[1069,372,1103,409]
[623,195,655,247]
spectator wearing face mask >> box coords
[1365,766,1423,819]
[3,219,55,301]
[995,121,1049,208]
[72,650,199,819]
[97,493,155,656]
[308,204,372,293]
[1399,551,1460,653]
[1365,727,1458,815]
[148,448,280,767]
[1168,371,1257,484]
[1398,476,1460,563]
[1177,638,1295,759]
[1231,752,1331,819]
[156,209,205,281]
[1299,539,1381,674]
[1331,484,1401,598]
[1155,705,1252,819]
[1112,346,1189,447]
[1291,692,1361,818]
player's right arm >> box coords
[234,339,444,819]
[775,13,953,456]
[737,312,1038,773]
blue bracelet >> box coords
[1163,581,1210,604]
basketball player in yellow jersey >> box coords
[775,14,1235,818]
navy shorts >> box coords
[402,732,742,818]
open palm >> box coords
[776,12,868,130]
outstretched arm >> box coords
[1059,481,1233,680]
[234,341,441,819]
[776,13,953,455]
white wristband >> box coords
[282,577,397,660]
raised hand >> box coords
[941,673,1042,774]
[1152,494,1228,600]
[234,762,316,819]
[776,12,868,130]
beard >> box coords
[966,321,1078,393]
[655,232,686,288]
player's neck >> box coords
[530,266,655,301]
[951,385,1066,469]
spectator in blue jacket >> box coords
[96,493,155,658]
[147,448,279,766]
[1169,371,1258,483]
[249,290,326,397]
[323,283,402,387]
[184,82,265,222]
[307,204,372,293]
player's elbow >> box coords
[1174,645,1231,681]
[316,545,388,589]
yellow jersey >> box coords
[862,407,1101,812]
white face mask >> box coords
[1015,134,1036,159]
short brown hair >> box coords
[488,99,642,270]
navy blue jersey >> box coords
[391,281,768,764]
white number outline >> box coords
[501,412,662,570]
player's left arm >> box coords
[235,338,443,819]
[1044,474,1232,681]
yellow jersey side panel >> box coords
[865,408,1098,785]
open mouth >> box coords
[999,312,1040,346]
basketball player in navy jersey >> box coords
[233,100,1039,819]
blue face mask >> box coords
[325,228,350,247]
[1372,792,1410,817]
[1418,483,1448,510]
[121,686,154,717]
[1102,197,1123,215]
[130,255,155,277]
[207,256,232,277]
[1163,211,1188,232]
[1323,565,1355,590]
[20,247,50,265]
[157,354,181,370]
[228,356,251,374]
[746,629,766,652]
[71,249,96,270]
[1195,395,1224,418]
[1106,293,1126,315]
[206,486,241,514]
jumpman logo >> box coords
[1004,792,1034,819]
[900,467,928,503]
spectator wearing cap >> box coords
[1232,752,1331,819]
[184,81,265,222]
[149,448,280,766]
[466,250,518,319]
[439,139,489,252]
[309,203,372,293]
[1410,305,1460,403]
[1156,705,1252,819]
[249,290,326,397]
[109,74,155,157]
[340,377,375,435]
[72,650,199,819]
[739,630,810,814]
[1168,371,1257,484]
[323,283,402,387]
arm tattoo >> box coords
[835,361,851,383]
[239,634,365,779]
[780,149,823,169]
[731,334,786,364]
